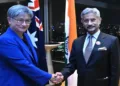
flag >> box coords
[61,0,77,86]
[27,0,48,71]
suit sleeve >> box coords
[61,40,77,79]
[0,40,51,86]
[110,37,120,86]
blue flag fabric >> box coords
[27,0,48,71]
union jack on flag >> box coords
[27,0,48,71]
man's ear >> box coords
[99,17,102,21]
[99,17,102,24]
[81,19,83,24]
[100,18,102,22]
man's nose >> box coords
[88,21,92,25]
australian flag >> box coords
[27,0,48,71]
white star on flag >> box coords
[27,30,38,48]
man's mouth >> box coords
[87,26,94,29]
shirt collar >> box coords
[86,30,100,39]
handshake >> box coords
[50,72,64,84]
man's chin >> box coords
[87,28,96,32]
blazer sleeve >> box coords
[61,40,77,79]
[0,39,51,86]
[110,37,120,86]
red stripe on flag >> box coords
[28,0,39,10]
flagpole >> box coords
[44,0,49,44]
[64,0,78,86]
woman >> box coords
[0,4,56,86]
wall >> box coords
[0,0,24,3]
[75,0,120,10]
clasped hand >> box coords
[50,72,64,84]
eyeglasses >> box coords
[12,18,31,24]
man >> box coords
[55,8,120,86]
[0,5,56,86]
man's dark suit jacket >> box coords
[0,28,51,86]
[61,32,120,86]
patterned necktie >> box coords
[84,36,93,63]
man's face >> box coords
[81,13,101,34]
[8,13,31,34]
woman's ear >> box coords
[7,17,11,25]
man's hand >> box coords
[50,72,64,84]
[55,72,64,84]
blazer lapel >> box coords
[15,36,34,61]
[7,28,36,64]
[24,33,38,64]
[87,32,106,65]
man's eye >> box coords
[84,20,88,22]
[91,19,95,22]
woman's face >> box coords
[8,13,31,34]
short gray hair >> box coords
[7,4,33,19]
[81,7,100,18]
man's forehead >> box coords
[82,13,99,19]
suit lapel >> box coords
[79,36,87,65]
[14,35,35,63]
[24,33,38,64]
[87,32,106,65]
[7,28,37,64]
